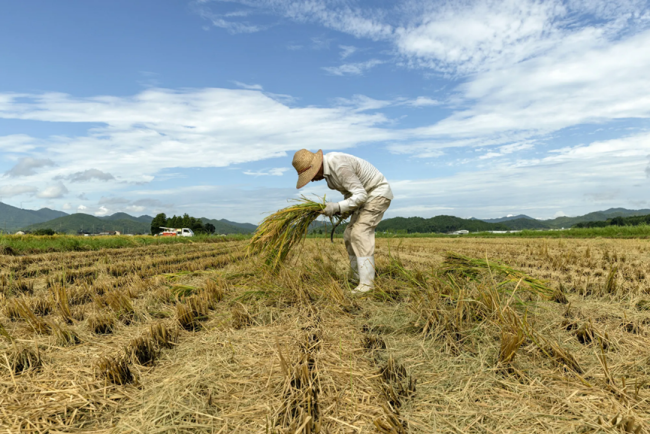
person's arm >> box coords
[336,165,368,213]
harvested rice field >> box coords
[2,237,650,433]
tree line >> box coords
[574,214,650,228]
[150,213,215,235]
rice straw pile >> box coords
[442,251,553,297]
[248,196,326,270]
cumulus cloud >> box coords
[5,157,55,177]
[388,132,650,219]
[64,169,115,182]
[0,88,395,184]
[37,182,68,199]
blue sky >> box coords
[1,0,650,223]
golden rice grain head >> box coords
[498,331,525,365]
[96,355,134,385]
[88,313,115,334]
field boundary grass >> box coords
[0,234,248,255]
[308,224,650,239]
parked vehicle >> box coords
[159,227,195,237]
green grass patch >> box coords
[0,234,248,255]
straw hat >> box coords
[292,149,323,189]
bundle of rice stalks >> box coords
[149,323,178,349]
[49,284,73,324]
[104,291,135,323]
[15,299,51,334]
[88,313,115,334]
[127,336,158,366]
[248,196,326,270]
[176,296,209,331]
[443,252,553,298]
[96,355,134,385]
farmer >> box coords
[292,149,393,294]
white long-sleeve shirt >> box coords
[322,152,393,214]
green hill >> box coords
[23,213,150,235]
[100,212,153,224]
[376,215,509,234]
[0,202,68,232]
[500,218,550,230]
[544,208,650,229]
[219,219,257,232]
[200,218,256,234]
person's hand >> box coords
[322,202,340,217]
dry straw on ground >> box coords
[1,237,650,433]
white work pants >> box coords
[343,197,391,257]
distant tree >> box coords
[204,223,216,234]
[610,216,625,226]
[33,228,55,236]
[151,213,167,235]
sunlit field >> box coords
[1,237,649,433]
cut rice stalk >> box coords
[248,196,326,270]
[443,252,553,297]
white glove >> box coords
[322,202,340,217]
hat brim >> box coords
[296,150,323,189]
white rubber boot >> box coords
[352,256,375,294]
[349,255,359,283]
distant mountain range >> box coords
[0,202,257,235]
[474,208,650,231]
[3,201,650,235]
[0,202,68,231]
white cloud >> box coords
[5,157,55,177]
[388,132,650,219]
[194,3,263,33]
[94,206,109,216]
[0,184,37,198]
[0,88,396,186]
[243,167,290,176]
[37,182,68,199]
[62,203,72,210]
[323,59,384,76]
[339,45,357,59]
[401,96,440,107]
[0,135,38,152]
[60,169,116,182]
[77,204,87,211]
[232,81,263,90]
[479,142,534,159]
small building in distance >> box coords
[451,230,470,235]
